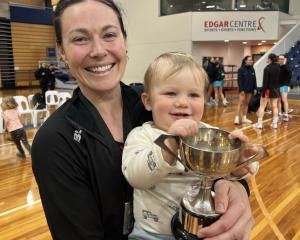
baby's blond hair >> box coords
[144,52,208,93]
[1,96,18,111]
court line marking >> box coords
[0,199,41,217]
[251,177,300,239]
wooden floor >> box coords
[0,89,299,240]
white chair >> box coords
[0,97,4,133]
[27,94,50,127]
[13,96,34,126]
[58,92,72,107]
[45,90,60,109]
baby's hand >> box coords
[167,119,199,138]
[161,119,198,165]
[228,130,259,178]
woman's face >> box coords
[59,0,127,97]
[245,57,253,65]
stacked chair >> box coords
[27,94,50,128]
[13,96,34,127]
[0,97,3,133]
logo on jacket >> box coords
[74,129,82,143]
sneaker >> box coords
[288,108,294,114]
[265,110,272,115]
[234,116,240,125]
[253,122,263,129]
[16,152,26,158]
[223,101,228,107]
[282,115,289,122]
[270,122,278,129]
[242,118,253,124]
[205,101,214,107]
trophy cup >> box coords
[154,128,268,240]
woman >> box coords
[278,55,292,121]
[234,56,257,125]
[253,53,280,129]
[32,0,255,239]
[213,57,228,107]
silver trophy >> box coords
[154,128,268,240]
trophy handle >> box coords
[233,144,268,172]
[154,134,181,162]
[154,134,190,172]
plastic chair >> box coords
[58,92,72,107]
[13,96,34,126]
[45,90,60,109]
[27,94,50,127]
[0,97,4,133]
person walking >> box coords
[253,53,280,129]
[234,56,257,124]
[278,54,292,121]
[1,96,31,158]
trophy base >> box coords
[171,212,202,240]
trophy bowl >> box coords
[154,127,268,239]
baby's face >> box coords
[143,67,205,131]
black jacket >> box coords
[279,64,292,86]
[32,84,151,240]
[263,62,280,91]
[35,67,53,83]
[205,62,217,83]
[237,65,257,93]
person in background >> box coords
[213,57,228,107]
[253,53,280,129]
[278,54,292,122]
[123,52,257,240]
[48,64,57,90]
[32,0,256,239]
[234,56,257,125]
[204,57,217,107]
[34,63,52,103]
[1,96,31,158]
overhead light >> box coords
[239,4,246,8]
[206,5,215,9]
[202,1,206,4]
[258,43,262,45]
[261,40,266,43]
[169,4,173,8]
[242,42,247,44]
[224,40,229,42]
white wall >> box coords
[117,0,193,84]
[289,0,300,17]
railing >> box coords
[254,22,300,87]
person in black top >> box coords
[213,57,228,107]
[234,56,257,125]
[32,1,256,239]
[204,57,217,106]
[278,55,292,121]
[34,62,52,103]
[254,53,280,129]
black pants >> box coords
[40,79,49,104]
[10,128,31,155]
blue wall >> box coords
[10,5,53,25]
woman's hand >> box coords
[228,130,259,178]
[197,180,255,240]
